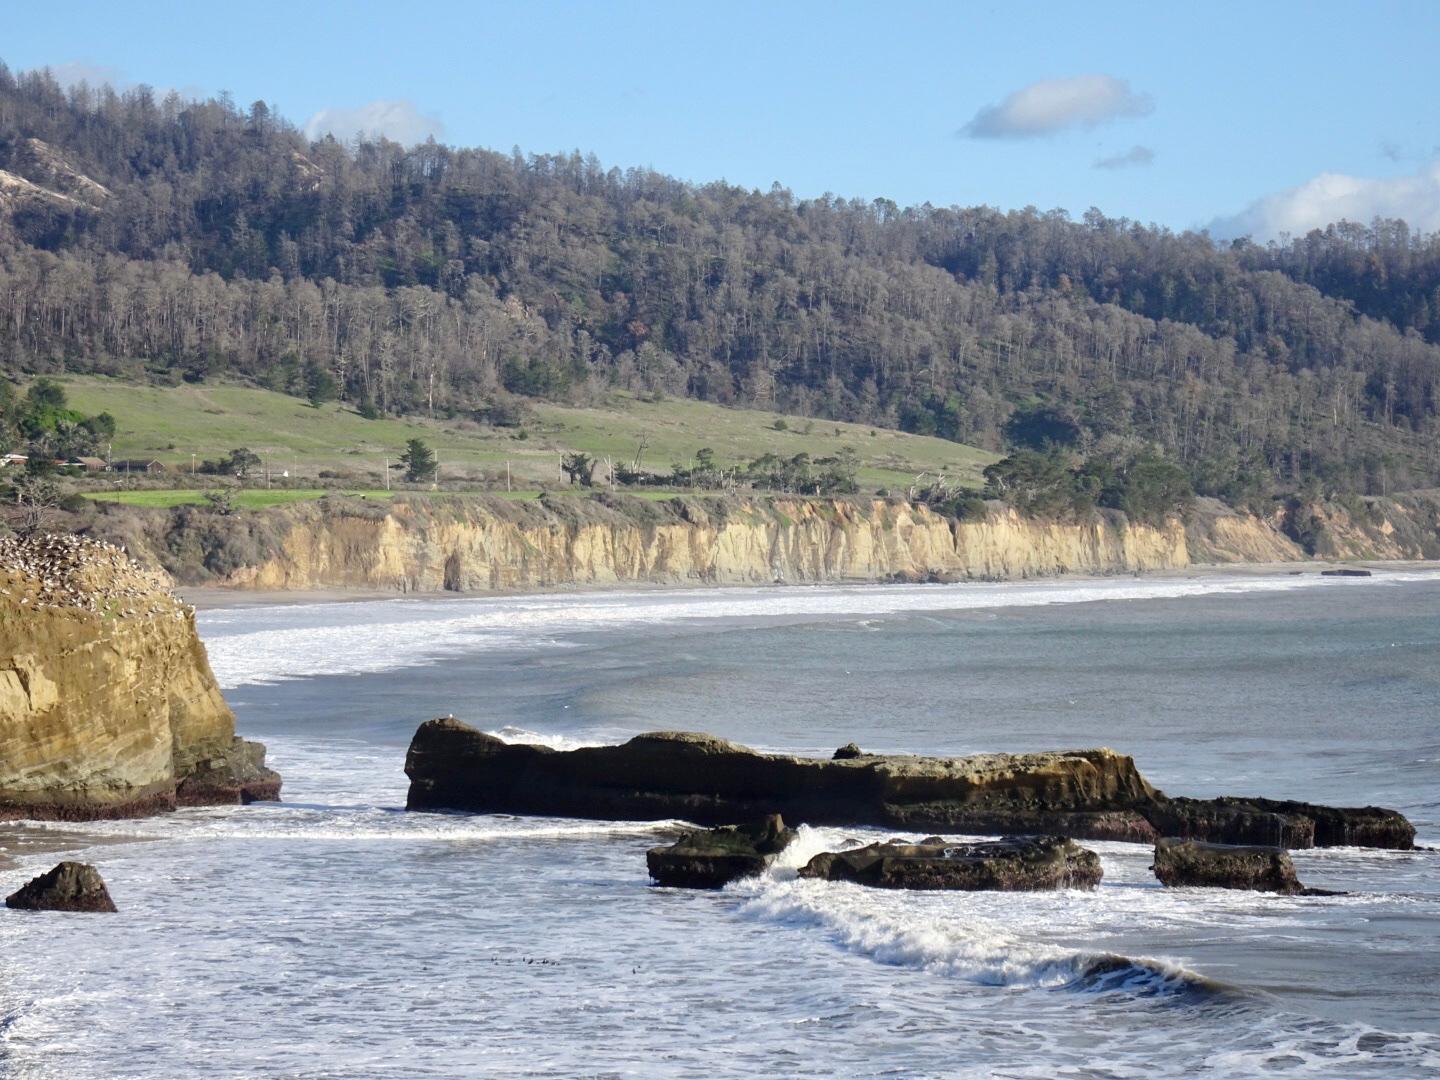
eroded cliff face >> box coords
[150,495,1198,592]
[0,534,279,819]
[1282,491,1440,561]
[99,490,1439,595]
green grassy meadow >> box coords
[60,376,998,502]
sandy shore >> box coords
[0,825,150,872]
[177,559,1440,610]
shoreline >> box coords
[0,824,153,873]
[178,558,1440,610]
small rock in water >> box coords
[1152,838,1309,894]
[832,742,863,759]
[6,861,117,912]
[647,814,797,889]
[799,835,1103,891]
[1321,568,1372,577]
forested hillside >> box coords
[2,63,1438,499]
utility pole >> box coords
[506,460,511,492]
[191,452,196,476]
[384,456,390,490]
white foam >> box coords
[5,805,679,848]
[485,725,607,751]
[733,827,1203,995]
[200,571,1440,688]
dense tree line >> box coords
[1238,220,1440,347]
[0,376,114,459]
[1,64,1438,497]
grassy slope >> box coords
[59,375,997,495]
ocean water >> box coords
[2,571,1439,1078]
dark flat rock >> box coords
[1153,838,1305,894]
[1147,796,1413,850]
[404,720,1415,850]
[799,835,1103,891]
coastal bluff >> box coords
[103,493,1295,593]
[0,534,280,820]
[404,721,1415,849]
[96,489,1440,595]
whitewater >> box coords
[2,570,1438,1077]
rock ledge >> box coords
[405,720,1413,850]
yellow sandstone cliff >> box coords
[187,495,1199,592]
[98,490,1438,596]
[0,534,280,819]
[203,498,1192,593]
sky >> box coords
[6,0,1440,240]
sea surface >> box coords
[2,571,1439,1078]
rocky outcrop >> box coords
[1146,796,1414,850]
[5,861,117,912]
[1152,838,1308,895]
[175,737,283,806]
[646,814,798,888]
[405,721,1163,842]
[0,534,280,820]
[799,835,1102,891]
[404,720,1415,849]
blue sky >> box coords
[7,0,1440,238]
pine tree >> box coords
[400,439,437,483]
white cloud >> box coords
[303,100,444,146]
[1094,145,1155,170]
[46,61,129,90]
[961,75,1153,139]
[1210,162,1440,241]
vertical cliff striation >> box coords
[93,490,1440,595]
[0,534,280,820]
[109,494,1196,592]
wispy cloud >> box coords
[304,100,445,146]
[1210,162,1440,241]
[40,60,203,102]
[46,61,129,90]
[1094,145,1155,170]
[960,75,1153,139]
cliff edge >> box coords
[90,490,1440,595]
[0,533,280,819]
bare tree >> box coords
[11,474,62,536]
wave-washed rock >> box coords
[5,860,116,912]
[404,721,1414,849]
[1150,837,1341,895]
[799,835,1102,891]
[1146,796,1414,850]
[0,534,281,820]
[646,814,798,888]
